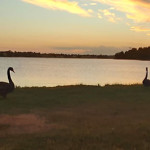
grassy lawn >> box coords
[0,85,150,150]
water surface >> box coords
[0,57,149,87]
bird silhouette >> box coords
[143,67,150,86]
[0,67,15,98]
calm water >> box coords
[0,57,149,87]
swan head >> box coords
[8,67,15,73]
[146,67,148,72]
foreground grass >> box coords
[0,85,150,149]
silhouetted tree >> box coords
[115,46,150,60]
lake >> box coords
[0,57,149,87]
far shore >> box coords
[2,47,150,61]
[0,50,114,59]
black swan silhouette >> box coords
[143,67,150,86]
[0,67,15,98]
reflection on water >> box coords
[0,57,149,87]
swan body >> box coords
[0,67,15,98]
[143,67,150,86]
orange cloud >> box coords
[94,0,150,22]
[98,9,121,22]
[88,9,94,13]
[22,0,91,17]
[130,26,150,32]
[98,13,103,19]
[90,3,97,5]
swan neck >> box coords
[7,69,13,84]
[145,70,148,79]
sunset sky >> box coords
[0,0,150,54]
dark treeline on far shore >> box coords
[0,50,113,59]
[115,46,150,60]
[1,46,150,60]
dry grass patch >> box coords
[0,114,64,136]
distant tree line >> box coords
[115,46,150,60]
[0,50,113,59]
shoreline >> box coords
[15,83,142,88]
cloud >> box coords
[98,13,103,19]
[98,9,121,22]
[109,7,115,10]
[88,9,94,13]
[90,3,97,5]
[22,0,91,17]
[93,0,150,23]
[82,3,88,6]
[130,26,150,32]
[126,22,131,26]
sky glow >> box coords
[0,0,150,54]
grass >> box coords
[0,85,150,149]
